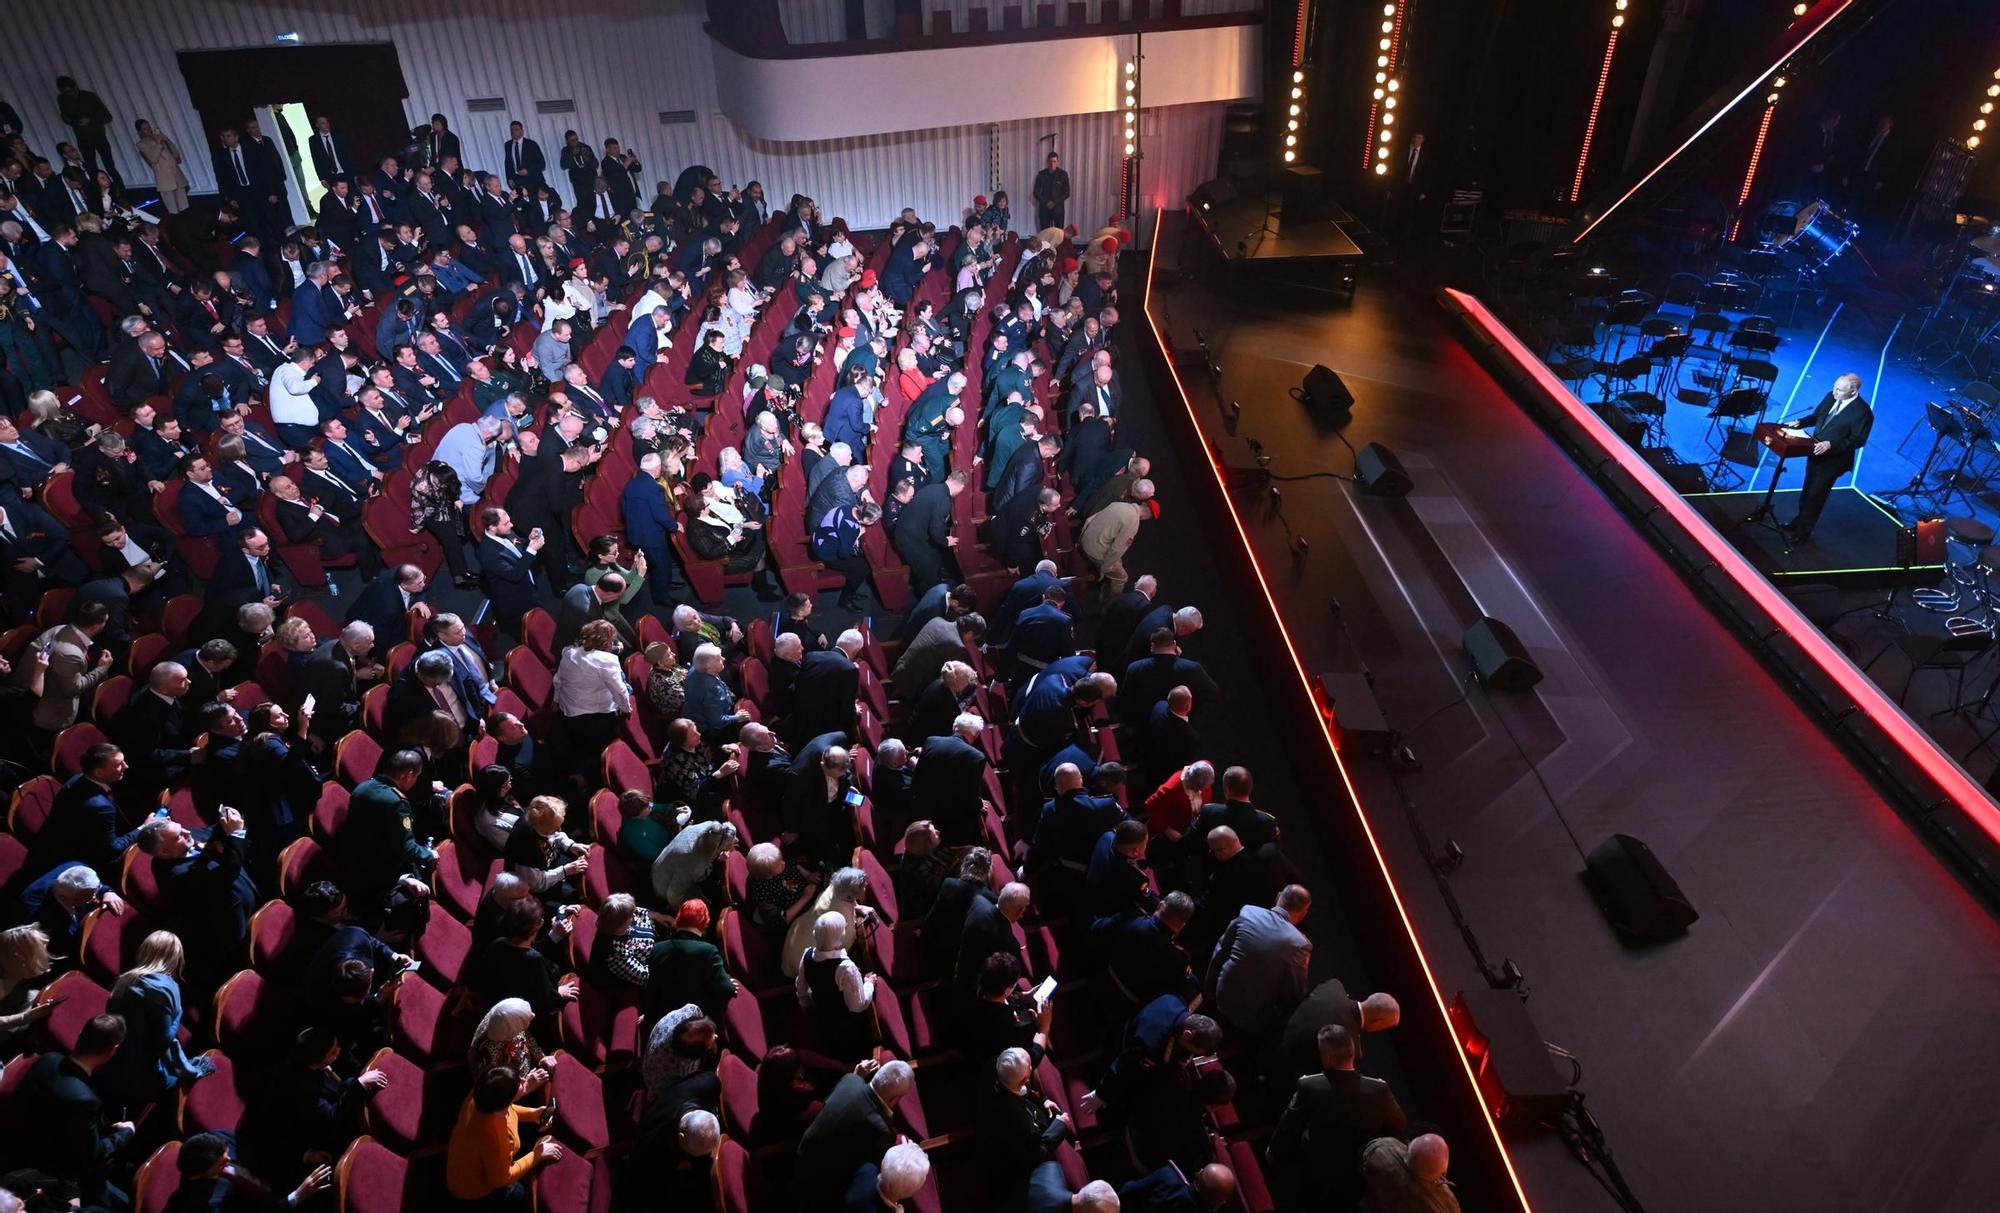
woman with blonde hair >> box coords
[98,931,214,1108]
[26,388,90,451]
[134,118,188,213]
[502,795,590,901]
[0,926,57,1044]
[469,997,554,1094]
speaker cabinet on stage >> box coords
[1463,617,1542,690]
[1448,988,1572,1126]
[1314,671,1394,754]
[1356,444,1413,497]
[1584,833,1699,942]
[1301,364,1353,415]
[1190,177,1237,213]
[1281,164,1327,221]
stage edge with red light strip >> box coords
[1143,211,1536,1212]
[1437,286,2000,848]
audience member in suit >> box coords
[552,574,635,654]
[1268,1024,1407,1211]
[110,661,197,799]
[16,1015,138,1208]
[1203,885,1313,1040]
[207,527,287,608]
[0,497,83,605]
[1119,1163,1237,1213]
[955,881,1030,996]
[1120,631,1221,729]
[793,1062,917,1204]
[778,632,863,749]
[268,473,380,578]
[345,564,429,655]
[138,811,260,991]
[0,412,71,488]
[1002,1161,1120,1213]
[298,625,383,746]
[912,713,990,848]
[165,1129,333,1213]
[477,506,544,637]
[1146,690,1204,778]
[977,1047,1072,1193]
[27,742,134,878]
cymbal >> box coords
[1971,234,2000,255]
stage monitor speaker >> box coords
[1897,517,1945,566]
[1301,364,1353,415]
[1281,164,1327,221]
[1190,178,1237,213]
[1583,833,1699,942]
[1314,671,1393,754]
[1447,988,1573,1126]
[1355,443,1412,497]
[1463,617,1542,691]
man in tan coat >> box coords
[1078,478,1153,602]
[21,600,114,732]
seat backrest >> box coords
[335,730,384,788]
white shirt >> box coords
[552,646,630,716]
[268,364,319,426]
[794,946,873,1012]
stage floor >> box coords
[1144,211,2000,1212]
[1685,485,1943,586]
[1188,192,1365,269]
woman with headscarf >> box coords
[469,997,554,1096]
[650,819,737,910]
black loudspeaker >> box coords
[1301,364,1353,415]
[1355,443,1412,497]
[1314,671,1393,754]
[1447,989,1573,1126]
[1281,164,1327,221]
[1583,833,1699,942]
[1463,616,1542,690]
[1189,177,1237,213]
[1218,103,1266,181]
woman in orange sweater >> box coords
[446,1065,564,1210]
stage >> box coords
[1685,486,1941,586]
[1184,190,1364,290]
[1141,209,2000,1212]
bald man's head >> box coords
[1408,1134,1450,1183]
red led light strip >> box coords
[1144,215,1536,1213]
[1728,103,1777,241]
[1440,286,2000,845]
[1570,26,1622,204]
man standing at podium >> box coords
[1783,372,1873,545]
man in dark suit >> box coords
[167,1130,333,1213]
[1782,371,1875,545]
[987,434,1061,571]
[208,527,287,608]
[477,506,544,638]
[300,625,381,745]
[0,413,70,487]
[1119,1163,1237,1213]
[502,121,548,195]
[105,329,174,411]
[913,714,990,848]
[779,632,863,748]
[891,471,965,595]
[27,743,133,878]
[421,114,461,170]
[506,442,589,586]
[1191,766,1280,857]
[1003,1161,1120,1213]
[239,118,292,240]
[405,170,454,248]
[794,1062,916,1202]
[31,223,102,361]
[307,115,356,183]
[138,809,261,989]
[314,177,362,249]
[553,573,634,653]
[1147,691,1204,778]
[1121,632,1221,729]
[1268,1024,1406,1210]
[600,139,641,215]
[0,495,87,598]
[955,880,1030,994]
[345,564,429,654]
[269,472,379,577]
[111,661,197,797]
[17,1015,138,1208]
[384,648,476,743]
[977,1048,1072,1193]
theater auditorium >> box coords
[0,1,1997,1211]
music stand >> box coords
[1881,402,1965,518]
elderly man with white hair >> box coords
[682,642,750,739]
[848,1141,932,1211]
[669,601,742,665]
[780,628,864,749]
[1204,884,1313,1038]
[795,1058,917,1198]
[31,861,125,970]
[977,1047,1072,1192]
[434,413,511,504]
[1782,370,1873,546]
[1267,977,1403,1089]
[912,709,990,848]
[956,879,1032,994]
[296,622,382,744]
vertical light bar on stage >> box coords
[1569,0,1629,204]
[1363,1,1407,176]
[1728,68,1788,242]
[1121,38,1142,221]
[1968,64,2000,153]
[1571,0,1855,245]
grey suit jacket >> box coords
[1205,904,1311,1033]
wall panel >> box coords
[3,0,1229,235]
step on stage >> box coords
[1684,486,1941,587]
